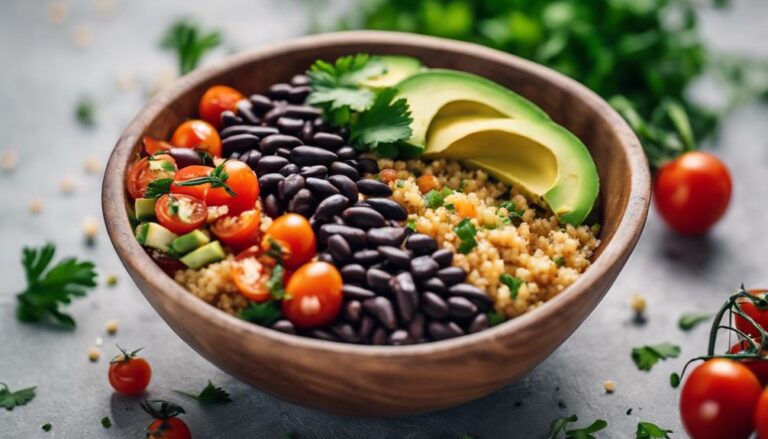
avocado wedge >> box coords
[425,117,599,225]
[358,55,424,90]
[395,69,549,151]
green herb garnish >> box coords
[267,264,288,300]
[173,161,236,196]
[42,423,52,432]
[349,87,413,155]
[635,421,673,439]
[101,416,112,428]
[145,178,173,198]
[454,218,477,254]
[500,274,524,299]
[75,97,95,127]
[140,399,186,419]
[554,256,565,267]
[423,187,453,209]
[678,312,710,331]
[487,310,505,326]
[175,380,232,405]
[307,54,384,118]
[15,243,98,329]
[631,343,681,372]
[239,300,282,326]
[548,415,578,439]
[0,383,36,411]
[161,19,221,75]
[406,219,417,231]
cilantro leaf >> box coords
[239,300,282,326]
[548,415,578,439]
[678,313,710,331]
[565,419,608,439]
[145,178,173,198]
[307,54,384,113]
[175,380,232,405]
[631,343,681,372]
[0,383,36,411]
[15,244,98,329]
[636,421,673,439]
[500,274,524,299]
[349,87,413,150]
[161,19,221,75]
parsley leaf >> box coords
[678,313,710,331]
[631,343,681,372]
[454,219,478,254]
[548,415,577,439]
[176,380,232,405]
[239,300,282,326]
[0,383,36,411]
[500,274,524,299]
[636,421,673,439]
[15,244,98,329]
[349,87,413,153]
[145,178,173,198]
[307,54,385,114]
[565,419,608,439]
[161,19,221,75]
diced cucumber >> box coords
[180,241,226,269]
[135,198,158,221]
[171,229,211,255]
[134,222,177,252]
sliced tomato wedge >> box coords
[155,194,207,235]
[126,154,176,199]
[211,209,262,250]
[232,257,271,302]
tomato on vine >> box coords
[108,345,152,396]
[140,400,191,439]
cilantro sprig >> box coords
[678,312,710,331]
[349,87,413,158]
[636,421,673,439]
[15,243,98,329]
[161,19,221,75]
[631,343,681,372]
[0,383,36,411]
[240,300,282,326]
[175,381,232,405]
[548,415,607,439]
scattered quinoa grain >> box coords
[95,0,114,17]
[630,293,646,314]
[1,150,18,171]
[59,176,76,194]
[88,347,100,362]
[83,217,99,240]
[47,1,67,24]
[116,70,137,92]
[84,156,101,174]
[29,199,44,214]
[72,25,93,48]
[603,379,616,393]
[105,320,118,335]
[95,336,103,346]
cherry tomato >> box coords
[127,154,177,199]
[735,289,768,340]
[282,262,343,329]
[108,347,152,396]
[211,209,261,250]
[147,417,191,439]
[680,358,761,439]
[264,214,316,269]
[171,119,222,157]
[654,151,732,235]
[171,160,258,214]
[755,389,768,439]
[143,136,173,155]
[232,257,271,302]
[155,194,207,235]
[729,339,768,386]
[199,85,246,128]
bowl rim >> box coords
[103,30,650,357]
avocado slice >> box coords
[358,55,424,90]
[395,69,550,151]
[171,229,211,255]
[425,117,599,225]
[135,222,177,252]
[135,198,157,222]
[180,241,226,269]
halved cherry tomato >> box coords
[143,136,174,155]
[108,346,152,396]
[154,194,207,235]
[199,85,246,128]
[735,289,768,340]
[127,154,176,199]
[171,119,222,157]
[171,160,258,214]
[755,388,768,439]
[264,213,316,269]
[211,209,261,250]
[147,417,191,439]
[232,257,271,302]
[282,262,343,329]
[680,358,761,439]
[729,339,768,385]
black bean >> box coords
[238,149,261,169]
[313,132,345,149]
[248,94,274,115]
[432,249,454,268]
[353,201,371,208]
[305,177,341,199]
[314,194,349,220]
[357,158,379,174]
[299,165,327,178]
[422,292,449,319]
[358,315,376,340]
[262,193,282,218]
[279,163,299,176]
[229,152,242,160]
[365,198,407,221]
[263,105,286,125]
[276,148,291,159]
[288,86,311,104]
[256,155,289,174]
[284,104,322,120]
[258,173,284,195]
[366,227,407,247]
[377,246,411,268]
[371,327,388,345]
[329,161,360,180]
[353,249,383,266]
[343,284,376,301]
[290,146,338,167]
[340,264,366,284]
[319,224,367,249]
[271,320,295,334]
[278,174,304,201]
[357,179,392,197]
[405,234,438,255]
[428,321,464,341]
[389,330,409,346]
[328,174,359,201]
[317,252,334,263]
[220,110,243,128]
[342,206,387,229]
[344,300,362,323]
[328,234,352,263]
[268,83,292,100]
[336,146,357,160]
[422,277,447,295]
[391,272,418,323]
[411,255,439,281]
[468,313,490,333]
[300,121,314,143]
[310,328,338,342]
[366,268,392,294]
[448,296,478,320]
[236,100,261,125]
[448,283,493,310]
[363,297,397,330]
[260,134,302,155]
[220,125,279,139]
[345,159,359,170]
[287,188,315,216]
[222,133,260,156]
[408,313,426,340]
[290,74,310,86]
[436,267,467,286]
[167,148,204,168]
[277,117,304,135]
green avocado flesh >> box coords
[358,55,424,90]
[395,69,549,150]
[425,117,599,225]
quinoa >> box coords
[174,256,249,315]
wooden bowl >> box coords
[102,31,650,416]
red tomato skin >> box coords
[171,120,222,157]
[755,390,768,439]
[155,194,207,235]
[127,155,177,200]
[653,151,732,235]
[147,417,191,439]
[680,359,761,439]
[282,262,342,329]
[729,340,768,386]
[199,85,245,128]
[108,357,152,396]
[265,214,317,269]
[210,210,262,251]
[735,289,768,341]
[170,161,258,215]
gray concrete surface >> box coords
[1,1,767,437]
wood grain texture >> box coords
[102,31,650,416]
